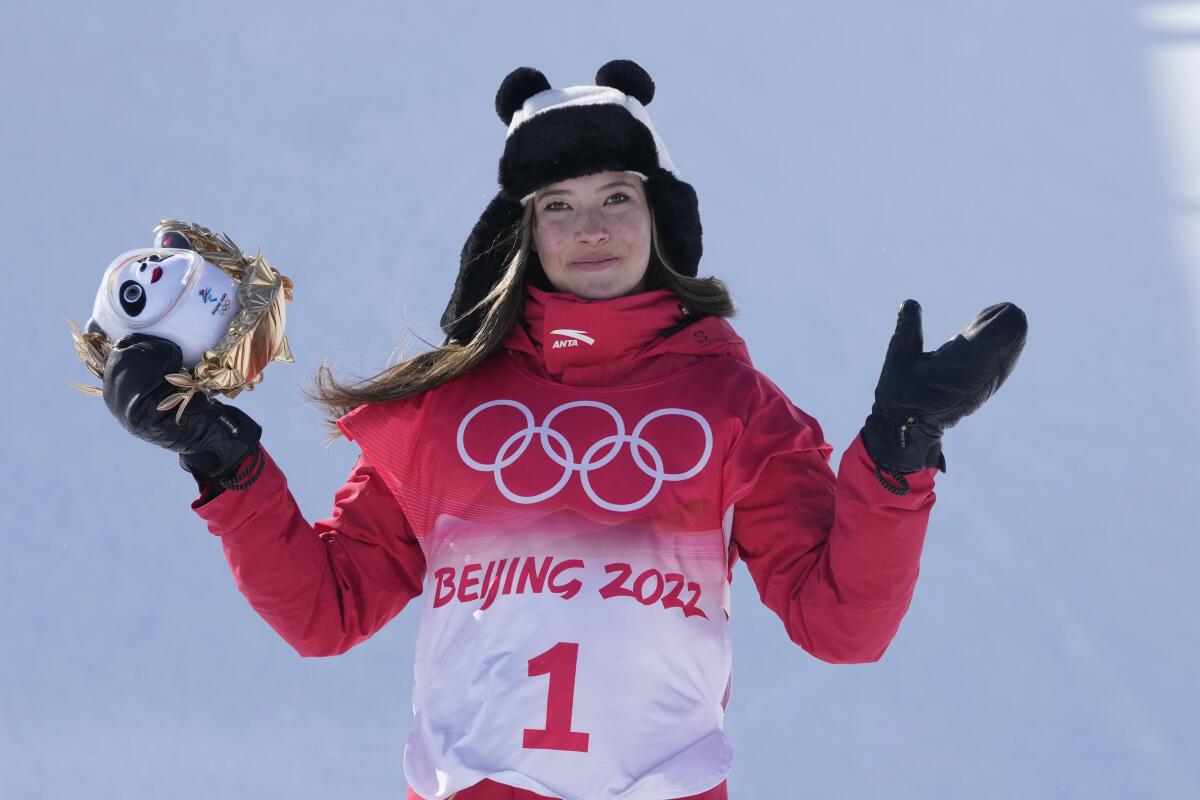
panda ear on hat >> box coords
[494,61,656,126]
[595,60,655,105]
[495,67,551,125]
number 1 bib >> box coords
[404,513,734,800]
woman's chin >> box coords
[569,284,633,301]
[551,273,647,301]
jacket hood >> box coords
[503,284,750,386]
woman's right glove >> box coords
[861,299,1027,491]
[102,333,263,489]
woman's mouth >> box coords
[572,256,618,271]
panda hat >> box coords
[440,59,703,342]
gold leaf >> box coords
[157,392,189,412]
[273,336,295,363]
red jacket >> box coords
[193,285,937,800]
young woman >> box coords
[101,61,1027,800]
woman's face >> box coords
[531,171,652,300]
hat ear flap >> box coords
[496,67,552,125]
[645,168,702,277]
[442,193,525,342]
[595,60,655,105]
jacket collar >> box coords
[503,284,752,386]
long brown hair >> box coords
[310,202,736,437]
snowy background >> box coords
[3,1,1199,797]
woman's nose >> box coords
[575,208,609,244]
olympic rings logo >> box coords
[456,399,713,512]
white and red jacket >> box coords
[193,285,938,800]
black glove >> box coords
[102,333,263,488]
[861,299,1027,486]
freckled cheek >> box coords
[534,228,572,265]
[612,217,651,251]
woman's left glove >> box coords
[861,299,1027,478]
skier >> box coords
[100,60,1027,800]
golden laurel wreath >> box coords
[69,219,294,421]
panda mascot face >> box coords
[90,247,241,367]
[113,251,194,322]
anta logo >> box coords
[550,328,594,349]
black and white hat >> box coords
[440,60,703,342]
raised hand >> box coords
[861,299,1027,486]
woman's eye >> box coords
[542,200,569,212]
[605,192,630,205]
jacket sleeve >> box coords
[729,431,937,664]
[192,446,426,657]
